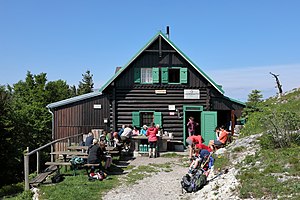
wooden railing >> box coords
[23,133,84,190]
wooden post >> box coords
[24,147,30,190]
[51,144,54,162]
[231,110,235,141]
[36,150,40,174]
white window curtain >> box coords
[141,68,152,83]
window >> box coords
[161,67,187,84]
[168,68,180,83]
[140,112,154,127]
[134,67,187,84]
[141,68,153,83]
[132,111,162,127]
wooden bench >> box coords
[45,162,103,176]
[29,165,57,186]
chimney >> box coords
[115,66,122,74]
[166,26,170,39]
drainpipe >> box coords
[47,107,54,162]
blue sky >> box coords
[1,0,299,101]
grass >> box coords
[39,168,119,200]
[232,146,246,153]
[4,154,179,199]
[237,146,300,199]
[213,152,231,171]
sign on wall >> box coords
[168,105,175,110]
[93,104,102,109]
[184,89,200,99]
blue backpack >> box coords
[70,156,85,166]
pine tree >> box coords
[77,70,94,95]
[242,89,263,118]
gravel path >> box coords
[103,155,188,200]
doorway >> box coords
[183,105,203,145]
[185,111,201,136]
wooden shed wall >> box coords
[53,94,110,141]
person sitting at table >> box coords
[132,126,140,136]
[113,131,122,152]
[121,125,133,150]
[99,142,112,170]
[85,132,94,146]
[140,125,147,136]
[106,131,113,147]
[118,124,125,136]
[100,131,108,144]
[87,138,102,176]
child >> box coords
[188,147,214,177]
[99,142,112,170]
[187,117,199,137]
[132,126,140,136]
[140,125,147,136]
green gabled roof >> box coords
[100,31,224,94]
[224,96,246,106]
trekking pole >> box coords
[200,152,213,169]
[208,168,229,182]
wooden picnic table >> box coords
[67,146,88,151]
[131,135,170,152]
[50,151,88,162]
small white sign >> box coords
[93,104,102,109]
[184,89,200,99]
[168,105,175,110]
[169,112,175,115]
[155,90,167,94]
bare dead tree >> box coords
[270,72,283,97]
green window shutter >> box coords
[154,112,162,126]
[152,68,159,83]
[132,112,140,127]
[161,67,168,83]
[180,68,188,83]
[134,68,141,83]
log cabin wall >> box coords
[53,94,110,148]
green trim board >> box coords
[99,31,224,94]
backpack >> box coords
[181,170,207,193]
[70,156,85,166]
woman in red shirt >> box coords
[146,122,158,158]
[186,135,204,160]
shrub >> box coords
[262,109,300,148]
